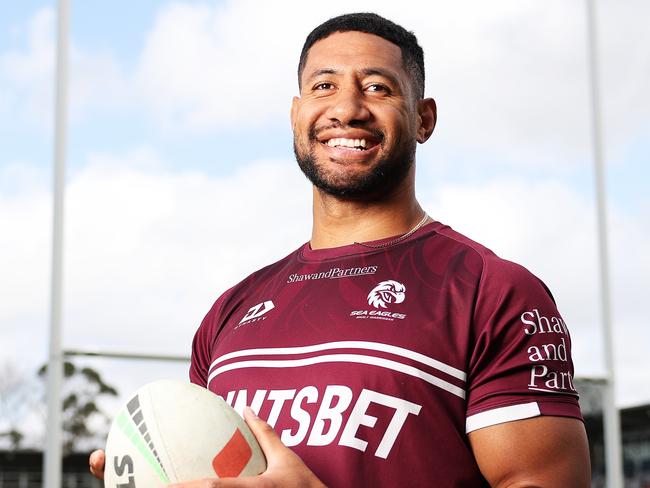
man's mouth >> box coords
[310,126,383,156]
[324,138,369,151]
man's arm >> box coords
[468,416,591,487]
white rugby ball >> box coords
[104,380,266,487]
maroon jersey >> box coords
[190,221,582,487]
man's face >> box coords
[291,31,421,199]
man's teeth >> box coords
[326,138,368,149]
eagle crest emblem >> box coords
[367,280,406,309]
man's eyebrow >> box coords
[305,67,400,86]
[305,68,339,81]
[360,68,400,86]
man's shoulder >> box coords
[430,221,496,259]
[429,221,548,292]
[197,243,305,333]
[428,222,507,268]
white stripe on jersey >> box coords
[465,402,541,433]
[208,340,466,381]
[207,353,466,399]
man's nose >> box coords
[325,87,370,125]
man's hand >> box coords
[169,407,325,487]
[89,449,105,480]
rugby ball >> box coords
[104,380,266,487]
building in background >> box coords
[0,452,99,488]
[578,378,650,488]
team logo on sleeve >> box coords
[350,280,407,321]
[367,280,406,308]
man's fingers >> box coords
[89,449,105,480]
[168,477,259,488]
[168,479,219,487]
[243,406,286,464]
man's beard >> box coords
[293,128,416,200]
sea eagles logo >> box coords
[367,280,406,309]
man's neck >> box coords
[309,182,425,250]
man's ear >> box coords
[416,98,437,143]
[290,96,300,130]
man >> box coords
[92,12,590,487]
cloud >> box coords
[132,0,649,169]
[0,8,55,126]
[419,2,592,169]
[597,0,650,157]
[0,7,131,128]
[2,149,648,408]
[0,148,310,361]
[3,1,648,172]
[0,163,50,337]
[421,176,650,405]
[62,148,310,354]
[134,1,302,131]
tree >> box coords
[0,362,36,450]
[38,361,118,454]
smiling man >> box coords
[293,33,421,202]
[91,12,590,487]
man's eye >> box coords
[314,82,333,90]
[367,83,389,93]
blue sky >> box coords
[1,0,297,177]
[1,0,649,446]
[2,1,648,187]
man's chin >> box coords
[308,169,401,200]
[298,161,378,198]
[294,142,414,200]
[315,181,376,199]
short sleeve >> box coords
[465,257,582,433]
[189,290,233,387]
[189,313,211,386]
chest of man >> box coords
[205,246,487,487]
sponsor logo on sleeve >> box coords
[520,308,578,395]
[350,280,407,321]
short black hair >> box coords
[298,12,425,99]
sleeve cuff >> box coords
[466,402,541,433]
